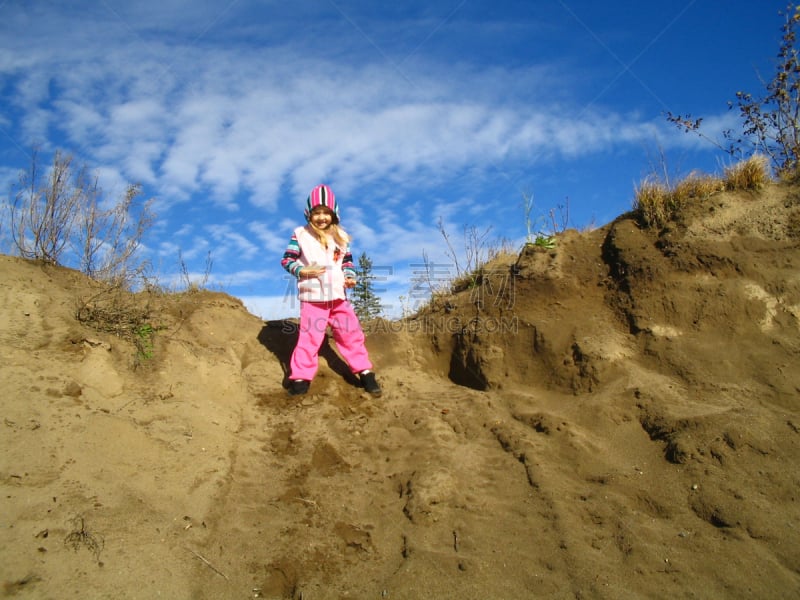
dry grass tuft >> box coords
[633,177,676,229]
[635,157,772,229]
[673,171,726,200]
[723,154,771,190]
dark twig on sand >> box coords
[187,547,229,580]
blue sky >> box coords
[0,0,788,318]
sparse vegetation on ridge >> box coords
[9,149,154,286]
[643,4,800,230]
[4,150,221,364]
[634,155,772,229]
[521,190,569,250]
[6,150,163,362]
[637,3,800,229]
[667,3,800,179]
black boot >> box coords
[359,371,382,397]
[288,379,310,396]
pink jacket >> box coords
[284,226,353,302]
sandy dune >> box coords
[2,183,799,599]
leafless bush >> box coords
[548,197,571,234]
[413,248,452,304]
[75,283,151,339]
[437,217,495,280]
[9,149,154,286]
[429,218,518,299]
[667,4,800,178]
[11,149,82,264]
[177,249,213,292]
[77,181,154,285]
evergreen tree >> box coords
[351,252,383,322]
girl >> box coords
[281,184,382,397]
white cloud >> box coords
[2,9,674,218]
[205,223,260,260]
[240,294,300,321]
[1,0,746,315]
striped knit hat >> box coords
[305,184,339,223]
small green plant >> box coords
[530,234,555,249]
[521,190,563,250]
[134,323,156,361]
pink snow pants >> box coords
[289,299,373,381]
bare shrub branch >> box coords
[177,249,213,292]
[666,4,800,178]
[549,197,570,234]
[11,149,82,264]
[8,149,154,286]
[77,181,154,285]
[437,217,461,276]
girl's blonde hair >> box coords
[309,222,350,250]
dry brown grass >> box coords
[634,156,772,228]
[633,177,673,229]
[633,171,725,229]
[674,171,726,199]
[723,154,771,190]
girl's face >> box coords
[310,206,334,229]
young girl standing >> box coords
[281,184,382,397]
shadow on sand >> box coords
[257,319,359,389]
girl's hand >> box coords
[300,263,326,278]
[344,277,357,288]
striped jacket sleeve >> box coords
[281,234,303,277]
[342,250,356,279]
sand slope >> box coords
[1,183,799,599]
